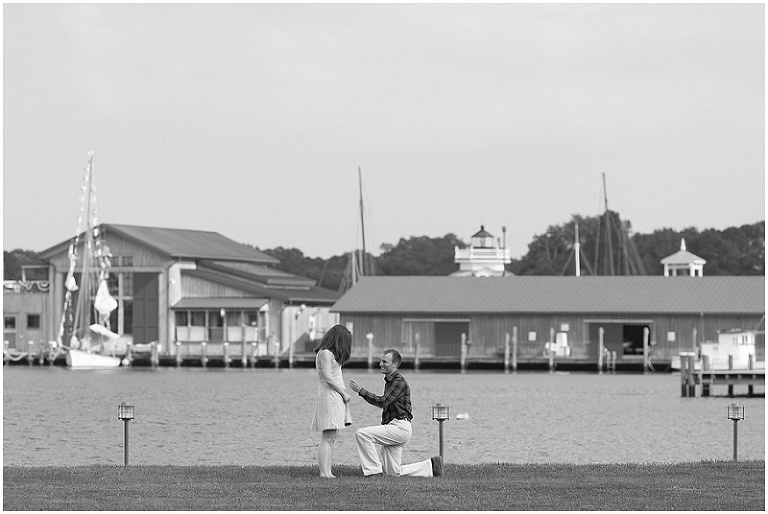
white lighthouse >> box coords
[452,225,512,277]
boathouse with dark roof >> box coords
[5,224,340,359]
[331,275,765,366]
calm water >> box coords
[2,366,764,467]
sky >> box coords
[3,3,765,260]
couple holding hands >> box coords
[310,324,443,479]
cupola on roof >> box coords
[471,225,494,239]
[660,238,707,277]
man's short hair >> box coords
[383,349,402,367]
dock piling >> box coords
[175,342,182,367]
[27,341,34,366]
[748,354,754,396]
[702,355,711,396]
[150,342,159,369]
[643,327,650,374]
[598,328,605,374]
[548,328,555,373]
[250,342,258,367]
[680,352,697,397]
[460,333,467,373]
[366,333,374,370]
[503,333,510,373]
[273,337,279,369]
[201,341,208,368]
[512,327,518,373]
[728,355,734,397]
[223,342,230,369]
[241,326,247,368]
[414,333,421,372]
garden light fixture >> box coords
[727,403,744,461]
[432,403,449,461]
[118,402,134,466]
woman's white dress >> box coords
[311,349,347,431]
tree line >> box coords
[4,217,764,290]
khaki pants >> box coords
[354,419,433,477]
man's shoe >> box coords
[364,472,383,478]
[431,456,443,477]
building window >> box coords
[175,311,189,327]
[121,256,134,267]
[208,310,223,341]
[667,331,676,342]
[22,267,47,281]
[27,315,40,329]
[4,316,16,330]
[528,331,537,342]
[191,311,206,327]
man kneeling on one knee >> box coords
[349,349,443,478]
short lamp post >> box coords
[118,402,134,467]
[431,403,450,461]
[727,403,745,461]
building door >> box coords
[588,322,652,359]
[622,324,651,355]
[4,315,17,349]
[434,322,468,357]
[132,273,159,344]
[588,323,623,358]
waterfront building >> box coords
[332,275,764,364]
[3,224,340,358]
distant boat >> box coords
[669,329,763,371]
[562,174,646,277]
[58,153,122,369]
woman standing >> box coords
[310,324,352,478]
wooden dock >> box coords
[679,352,765,397]
[699,369,765,397]
[5,348,674,373]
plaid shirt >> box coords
[358,371,413,425]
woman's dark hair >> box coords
[314,324,352,365]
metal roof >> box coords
[660,250,707,264]
[331,276,765,315]
[38,224,279,264]
[186,269,341,305]
[199,260,314,287]
[172,297,269,309]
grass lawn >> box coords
[3,461,764,510]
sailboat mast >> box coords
[358,167,367,277]
[602,173,615,276]
[574,223,581,277]
[72,155,95,337]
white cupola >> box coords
[660,238,706,277]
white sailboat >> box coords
[59,153,122,368]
